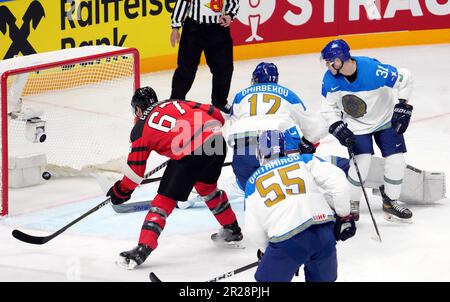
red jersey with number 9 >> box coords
[121,100,225,190]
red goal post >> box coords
[0,46,140,216]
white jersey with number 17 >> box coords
[223,83,328,145]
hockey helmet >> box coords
[321,39,351,63]
[251,62,279,84]
[131,86,158,116]
[256,130,286,165]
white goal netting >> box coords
[0,46,140,215]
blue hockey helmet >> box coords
[251,62,279,84]
[256,130,286,164]
[131,86,158,116]
[321,39,351,62]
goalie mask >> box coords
[256,130,286,165]
[131,86,158,116]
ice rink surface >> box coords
[0,44,449,282]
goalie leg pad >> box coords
[365,157,446,204]
[138,194,176,250]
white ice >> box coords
[1,44,449,282]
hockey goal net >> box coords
[0,46,140,216]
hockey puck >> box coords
[42,171,51,180]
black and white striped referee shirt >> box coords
[171,0,240,28]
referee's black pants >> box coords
[170,18,234,108]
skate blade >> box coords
[116,257,138,270]
[212,240,246,249]
[383,212,413,224]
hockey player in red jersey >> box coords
[109,87,243,270]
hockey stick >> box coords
[141,161,231,185]
[143,159,170,179]
[149,261,259,282]
[349,149,382,242]
[109,160,170,212]
[12,160,170,245]
[114,161,233,213]
[12,197,111,245]
[111,200,150,214]
[112,194,206,214]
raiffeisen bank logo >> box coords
[0,0,45,59]
[236,0,276,43]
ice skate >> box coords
[380,186,413,223]
[211,221,244,249]
[116,244,152,270]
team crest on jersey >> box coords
[205,0,223,12]
[342,94,367,118]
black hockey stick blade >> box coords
[12,197,111,245]
[149,272,162,282]
[12,229,53,245]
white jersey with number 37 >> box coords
[321,56,413,135]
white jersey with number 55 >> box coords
[244,154,351,249]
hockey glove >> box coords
[334,215,357,241]
[392,99,413,134]
[257,249,264,261]
[298,137,316,154]
[107,180,134,205]
[329,121,355,148]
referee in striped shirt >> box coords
[170,0,240,114]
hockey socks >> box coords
[195,181,238,226]
[138,194,177,250]
[205,189,237,226]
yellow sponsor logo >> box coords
[1,0,178,60]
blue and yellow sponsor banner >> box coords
[0,0,177,69]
